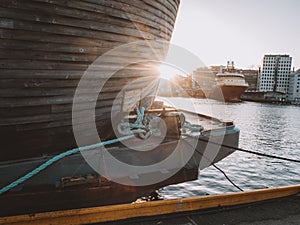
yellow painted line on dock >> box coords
[1,184,300,225]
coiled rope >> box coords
[117,107,161,139]
[183,121,204,132]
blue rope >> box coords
[117,107,161,139]
[184,121,204,132]
[0,107,149,195]
[0,134,136,195]
[0,107,203,195]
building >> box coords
[238,69,258,91]
[288,69,300,102]
[258,54,292,95]
[192,67,216,92]
[157,74,193,97]
[171,74,192,90]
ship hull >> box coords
[0,1,243,217]
[0,124,239,216]
[210,85,248,102]
[0,0,180,162]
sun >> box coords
[158,63,182,80]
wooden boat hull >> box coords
[0,124,239,216]
[0,0,180,162]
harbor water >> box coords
[159,97,300,199]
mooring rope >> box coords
[183,134,300,192]
[0,107,155,195]
[0,134,136,195]
[197,137,300,163]
[182,133,300,163]
[178,108,300,163]
[182,137,244,192]
[212,163,244,192]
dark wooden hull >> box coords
[0,126,239,216]
[0,0,181,162]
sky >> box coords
[169,0,300,70]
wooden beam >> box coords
[1,184,299,225]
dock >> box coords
[1,184,299,225]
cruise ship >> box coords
[210,72,249,102]
[209,61,249,102]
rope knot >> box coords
[117,107,161,139]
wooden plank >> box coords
[0,131,76,161]
[0,56,163,70]
[0,60,88,70]
[0,105,51,118]
[0,49,99,62]
[1,115,114,139]
[0,8,157,41]
[0,39,110,55]
[0,100,116,118]
[166,0,181,13]
[0,92,118,107]
[0,185,299,225]
[14,110,114,131]
[0,76,158,90]
[51,0,173,32]
[1,40,166,59]
[0,28,125,48]
[0,119,114,161]
[0,87,124,97]
[0,48,165,63]
[142,0,178,18]
[0,18,143,43]
[82,0,177,23]
[0,60,158,71]
[0,28,168,53]
[0,66,159,79]
[0,4,171,39]
[0,89,120,101]
[31,0,175,33]
[0,100,120,125]
[0,95,104,107]
[0,78,115,88]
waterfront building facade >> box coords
[192,67,216,92]
[258,54,292,94]
[288,69,300,102]
[239,69,258,91]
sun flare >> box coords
[158,63,183,80]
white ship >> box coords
[210,62,249,102]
